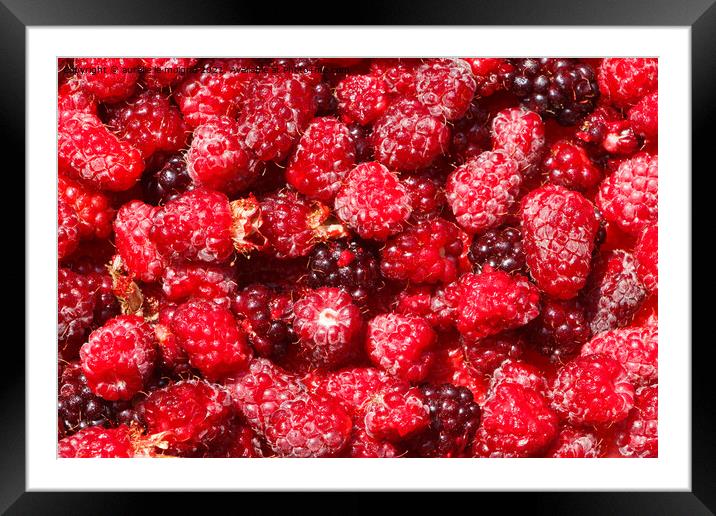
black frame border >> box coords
[8,1,708,513]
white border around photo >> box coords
[27,26,690,491]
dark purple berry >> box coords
[141,154,192,205]
[347,123,373,163]
[469,226,526,274]
[529,298,590,362]
[232,284,294,360]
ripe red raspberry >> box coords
[490,359,548,394]
[543,140,602,192]
[402,170,448,220]
[446,150,522,234]
[105,90,188,159]
[80,315,157,401]
[186,116,257,195]
[362,384,431,442]
[628,92,658,141]
[138,379,234,457]
[345,424,402,458]
[58,80,97,123]
[161,263,237,309]
[597,153,658,236]
[449,100,491,163]
[394,284,459,332]
[581,325,657,387]
[170,299,252,381]
[150,188,235,264]
[74,58,140,103]
[228,359,352,457]
[369,58,420,96]
[462,332,525,377]
[114,200,166,283]
[550,354,635,426]
[58,267,96,350]
[58,113,144,192]
[635,224,658,293]
[207,423,265,458]
[474,382,557,457]
[58,175,115,239]
[598,58,658,107]
[310,367,402,414]
[463,58,513,97]
[453,267,540,340]
[286,117,356,202]
[141,57,198,89]
[174,58,255,128]
[371,99,450,171]
[381,218,470,284]
[414,58,476,121]
[582,250,647,335]
[232,284,294,360]
[491,107,545,176]
[545,426,603,458]
[58,199,80,259]
[427,346,486,401]
[237,74,316,162]
[292,287,362,369]
[58,424,135,458]
[529,297,591,363]
[520,185,600,299]
[335,74,389,125]
[334,162,411,240]
[366,313,437,382]
[617,385,658,457]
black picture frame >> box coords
[8,0,706,513]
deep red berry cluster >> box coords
[57,57,657,458]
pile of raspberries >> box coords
[58,57,658,459]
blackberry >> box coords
[232,284,295,360]
[141,154,192,205]
[529,298,591,362]
[469,226,525,274]
[410,383,482,457]
[347,123,373,163]
[305,239,381,306]
[504,58,599,126]
[450,100,491,164]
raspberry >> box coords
[292,288,362,369]
[597,153,658,236]
[58,268,96,350]
[463,58,513,97]
[550,354,635,426]
[186,116,257,195]
[446,151,522,235]
[74,58,140,103]
[161,263,237,309]
[402,170,448,220]
[474,382,557,457]
[414,58,476,121]
[80,315,158,401]
[174,58,255,128]
[228,359,352,457]
[490,359,548,393]
[581,325,657,387]
[449,100,491,164]
[366,313,437,382]
[335,74,389,125]
[150,188,235,264]
[576,106,640,156]
[310,367,401,414]
[598,58,658,107]
[58,199,80,259]
[490,107,545,175]
[138,379,234,457]
[545,426,603,458]
[504,59,600,125]
[394,284,459,332]
[409,383,481,457]
[207,423,265,458]
[581,250,647,335]
[154,319,192,377]
[462,332,525,377]
[453,267,540,340]
[141,57,198,89]
[58,112,144,192]
[58,424,135,458]
[141,154,192,205]
[232,284,295,360]
[170,299,252,381]
[529,297,591,363]
[286,117,356,202]
[380,218,470,284]
[371,99,450,171]
[114,200,166,283]
[58,80,97,123]
[362,384,430,442]
[105,90,188,159]
[58,175,115,239]
[58,362,121,436]
[369,59,420,96]
[635,224,658,293]
[617,385,658,457]
[628,92,658,140]
[543,140,602,192]
[520,185,600,299]
[345,425,402,458]
[237,74,316,162]
[334,162,412,240]
[469,225,525,274]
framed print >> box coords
[6,0,709,513]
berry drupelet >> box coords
[469,226,526,274]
